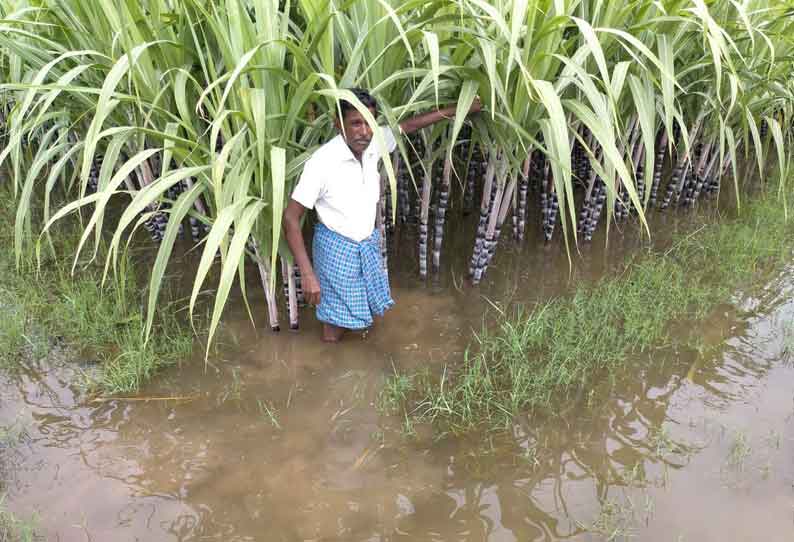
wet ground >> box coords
[2,206,794,541]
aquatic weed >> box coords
[257,399,282,430]
[0,495,37,542]
[579,498,637,542]
[725,430,752,472]
[385,192,794,434]
[0,195,199,392]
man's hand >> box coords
[283,199,321,308]
[302,271,321,306]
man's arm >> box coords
[282,199,321,306]
[398,98,482,135]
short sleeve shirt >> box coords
[291,126,397,242]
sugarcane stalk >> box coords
[586,178,607,242]
[649,130,669,207]
[615,117,639,220]
[683,141,713,206]
[164,179,186,239]
[281,257,299,330]
[182,177,211,242]
[462,142,479,215]
[292,265,305,307]
[541,160,559,241]
[631,137,646,209]
[130,158,163,242]
[385,152,399,236]
[431,157,452,274]
[702,148,722,196]
[251,238,280,332]
[578,144,604,237]
[661,117,704,209]
[87,155,102,193]
[515,154,530,241]
[678,143,701,206]
[481,168,518,275]
[418,145,433,280]
[469,147,497,277]
[397,154,410,225]
[377,168,388,273]
[474,182,503,284]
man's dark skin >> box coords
[283,98,482,342]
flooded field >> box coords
[2,210,794,541]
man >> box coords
[283,88,481,342]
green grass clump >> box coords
[0,193,196,394]
[382,192,794,434]
[0,496,37,542]
[0,291,27,368]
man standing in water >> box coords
[283,88,481,342]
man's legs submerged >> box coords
[322,322,346,343]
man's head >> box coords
[335,88,378,159]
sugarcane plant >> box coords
[0,0,792,355]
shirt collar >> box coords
[331,133,378,163]
[331,134,361,163]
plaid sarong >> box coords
[313,223,394,329]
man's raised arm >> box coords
[398,97,482,135]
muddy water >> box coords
[2,207,794,541]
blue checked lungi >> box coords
[312,222,394,329]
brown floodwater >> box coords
[2,203,794,541]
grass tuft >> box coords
[0,495,37,542]
[382,192,794,434]
[0,191,198,394]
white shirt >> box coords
[291,126,397,242]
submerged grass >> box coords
[0,496,36,542]
[0,193,195,394]
[382,191,794,434]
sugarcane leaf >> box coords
[107,165,211,277]
[446,80,478,165]
[43,142,84,226]
[422,31,440,107]
[188,198,247,326]
[533,80,575,242]
[212,126,246,212]
[725,125,739,210]
[15,134,69,265]
[565,99,648,236]
[571,17,611,91]
[206,199,267,360]
[218,43,267,112]
[161,122,180,178]
[765,116,787,214]
[81,42,165,194]
[657,34,676,152]
[281,73,318,147]
[269,146,286,290]
[144,181,206,342]
[59,148,161,273]
[506,0,529,84]
[17,50,97,123]
[628,75,657,208]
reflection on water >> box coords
[2,209,794,542]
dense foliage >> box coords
[1,0,792,351]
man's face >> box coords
[336,107,376,157]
